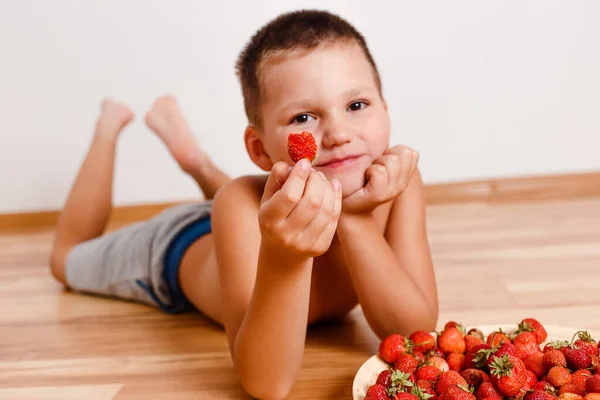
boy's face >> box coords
[253,41,391,197]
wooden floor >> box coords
[2,197,600,399]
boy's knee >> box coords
[49,246,69,285]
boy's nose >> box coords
[321,118,354,148]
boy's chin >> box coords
[337,175,367,198]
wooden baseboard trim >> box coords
[424,171,600,205]
[0,202,183,233]
[1,172,599,231]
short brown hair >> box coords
[235,9,383,126]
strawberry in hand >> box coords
[288,131,317,163]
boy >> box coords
[49,9,438,399]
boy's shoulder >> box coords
[213,173,268,211]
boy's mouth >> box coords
[315,154,363,169]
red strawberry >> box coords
[435,371,468,396]
[564,347,591,370]
[514,332,541,360]
[489,354,527,397]
[467,328,485,341]
[476,382,503,400]
[439,328,466,354]
[591,354,600,374]
[465,344,491,370]
[429,356,450,372]
[443,385,476,400]
[532,381,555,392]
[525,391,558,400]
[460,369,490,390]
[418,379,435,389]
[573,331,599,357]
[429,348,445,358]
[487,331,512,347]
[444,321,464,331]
[465,335,485,354]
[416,365,442,382]
[365,384,389,400]
[559,384,585,397]
[414,352,426,365]
[377,369,393,387]
[393,393,420,400]
[544,341,570,353]
[558,394,584,400]
[485,342,520,369]
[524,352,547,378]
[570,370,591,390]
[447,353,466,372]
[387,371,420,399]
[411,331,437,353]
[396,353,419,374]
[380,334,408,364]
[544,349,567,369]
[547,366,571,388]
[287,131,317,163]
[519,318,548,344]
[525,370,539,389]
[587,376,600,394]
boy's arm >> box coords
[337,147,439,339]
[211,161,341,400]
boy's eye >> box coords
[348,101,367,111]
[291,114,314,124]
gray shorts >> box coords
[65,201,212,313]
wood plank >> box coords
[0,385,123,400]
[1,196,600,398]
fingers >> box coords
[298,173,336,244]
[312,179,342,251]
[398,147,419,191]
[365,164,389,199]
[374,153,401,193]
[266,159,312,218]
[261,161,292,203]
[376,146,419,193]
[284,169,325,228]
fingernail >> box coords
[317,171,326,180]
[287,165,293,173]
[299,159,310,171]
[332,179,341,191]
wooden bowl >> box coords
[352,324,599,400]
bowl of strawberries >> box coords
[353,319,600,400]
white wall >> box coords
[1,0,599,214]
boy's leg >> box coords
[144,96,231,199]
[145,96,230,323]
[49,100,133,284]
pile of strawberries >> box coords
[365,319,600,400]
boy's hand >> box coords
[342,145,419,215]
[259,159,342,259]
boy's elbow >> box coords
[240,374,294,400]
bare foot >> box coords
[95,99,134,142]
[145,95,206,173]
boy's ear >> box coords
[244,125,273,172]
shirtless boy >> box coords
[49,9,438,399]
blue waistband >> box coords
[159,215,212,314]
